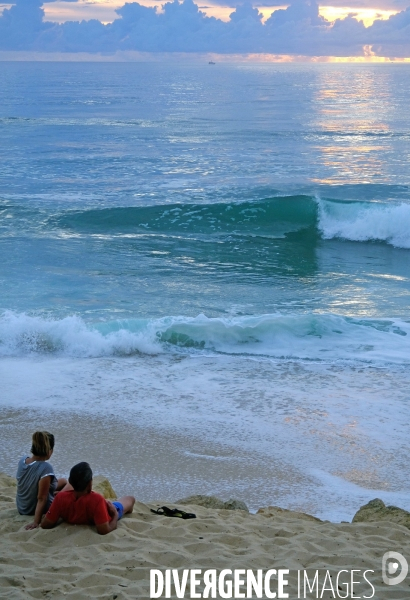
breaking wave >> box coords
[317,197,410,249]
[48,195,410,249]
[1,311,409,364]
[3,195,410,248]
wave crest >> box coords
[1,311,409,364]
[0,312,159,357]
[50,195,410,249]
[317,197,410,248]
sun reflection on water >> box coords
[310,68,395,184]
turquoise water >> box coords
[1,62,409,518]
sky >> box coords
[26,0,409,25]
[0,0,410,57]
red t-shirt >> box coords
[46,490,110,526]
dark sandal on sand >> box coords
[150,506,196,519]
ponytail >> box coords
[31,431,55,457]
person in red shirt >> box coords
[41,462,135,535]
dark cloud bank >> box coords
[1,0,410,57]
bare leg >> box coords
[56,478,68,491]
[60,482,74,492]
[54,480,73,495]
[117,496,135,515]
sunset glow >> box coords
[43,0,122,23]
[41,0,400,27]
[205,52,410,62]
[319,6,398,26]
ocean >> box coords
[1,61,409,521]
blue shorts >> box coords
[112,501,124,519]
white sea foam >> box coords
[317,197,410,248]
[1,310,409,364]
[0,311,160,358]
[1,352,410,520]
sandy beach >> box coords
[1,472,409,599]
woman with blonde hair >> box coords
[16,431,68,530]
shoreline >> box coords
[1,348,409,523]
[1,400,410,523]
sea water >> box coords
[1,62,409,520]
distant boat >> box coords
[208,61,216,65]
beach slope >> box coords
[1,473,409,599]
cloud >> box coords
[0,0,410,56]
[0,0,52,49]
[265,0,325,26]
[367,6,410,55]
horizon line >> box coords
[1,51,410,63]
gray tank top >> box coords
[16,456,57,515]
